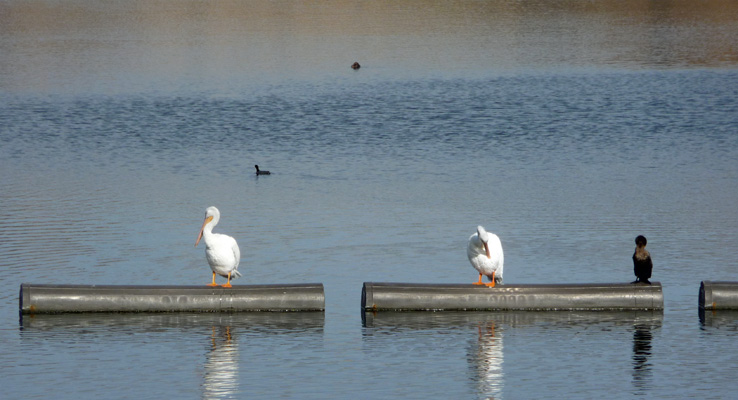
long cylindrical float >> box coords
[20,283,325,314]
[699,281,738,310]
[362,282,663,311]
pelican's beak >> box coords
[195,216,213,247]
[483,241,491,259]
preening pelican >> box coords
[255,165,270,175]
[632,235,652,284]
[195,206,242,287]
[467,225,504,287]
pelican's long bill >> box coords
[195,215,214,247]
[483,241,491,259]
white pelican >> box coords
[254,165,270,175]
[632,235,652,284]
[195,206,242,287]
[467,225,504,287]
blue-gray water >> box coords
[2,1,738,398]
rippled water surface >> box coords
[2,1,738,398]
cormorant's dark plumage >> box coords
[632,235,652,284]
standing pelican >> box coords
[195,206,242,287]
[632,235,652,284]
[468,225,504,287]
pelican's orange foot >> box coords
[207,272,218,287]
[473,281,485,285]
[221,283,232,288]
[485,282,496,288]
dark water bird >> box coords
[467,225,504,287]
[632,235,653,284]
[351,62,361,69]
[255,165,271,175]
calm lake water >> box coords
[2,0,738,398]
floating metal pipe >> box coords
[20,283,325,314]
[362,282,663,311]
[699,281,738,310]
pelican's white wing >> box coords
[486,233,504,282]
[231,236,242,278]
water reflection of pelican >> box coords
[203,325,239,399]
[631,324,653,392]
[469,321,504,400]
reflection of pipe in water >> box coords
[20,311,326,334]
[699,309,738,330]
[363,310,663,330]
[468,321,503,400]
[203,326,239,400]
[631,324,652,392]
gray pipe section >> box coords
[699,281,738,310]
[20,283,325,314]
[362,282,663,311]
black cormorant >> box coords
[632,235,652,284]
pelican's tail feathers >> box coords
[231,269,243,279]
